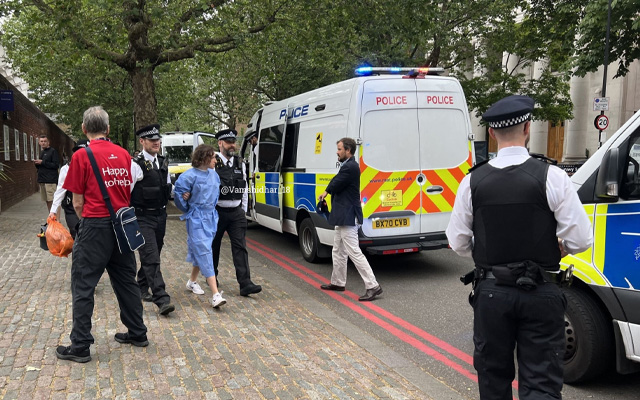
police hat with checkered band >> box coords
[244,130,257,141]
[135,124,161,139]
[482,95,534,129]
[215,128,237,142]
[72,139,89,152]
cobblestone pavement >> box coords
[0,194,447,399]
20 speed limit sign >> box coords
[594,114,609,131]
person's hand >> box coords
[35,159,42,165]
[48,212,56,220]
[558,238,569,258]
[318,191,328,201]
[182,192,191,201]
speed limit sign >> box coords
[594,114,609,131]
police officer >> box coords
[211,128,262,296]
[131,124,175,316]
[48,139,89,238]
[446,95,593,399]
[244,130,258,172]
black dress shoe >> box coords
[158,303,175,316]
[55,345,91,363]
[141,293,153,302]
[114,332,149,347]
[320,283,345,291]
[240,283,262,296]
[358,285,383,301]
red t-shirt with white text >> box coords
[64,139,133,218]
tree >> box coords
[0,0,595,134]
[0,0,282,131]
[458,0,587,122]
[574,0,640,78]
[335,0,585,121]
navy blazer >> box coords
[326,157,363,227]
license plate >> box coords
[372,217,410,229]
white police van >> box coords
[160,132,204,185]
[560,110,640,382]
[233,67,476,262]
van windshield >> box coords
[164,146,192,164]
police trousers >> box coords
[472,279,566,400]
[211,206,252,287]
[136,211,170,305]
[69,217,147,351]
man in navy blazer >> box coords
[318,137,382,301]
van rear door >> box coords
[359,78,423,238]
[415,79,472,234]
[359,77,472,239]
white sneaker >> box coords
[212,292,226,308]
[186,280,204,295]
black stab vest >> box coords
[216,156,246,201]
[62,187,75,215]
[470,157,561,270]
[130,154,170,209]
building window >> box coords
[30,136,34,160]
[23,132,28,161]
[14,129,19,161]
[3,125,8,161]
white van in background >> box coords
[235,67,476,262]
[161,132,204,185]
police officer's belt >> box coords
[216,205,241,212]
[477,268,563,284]
[135,207,166,216]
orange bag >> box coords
[45,215,74,257]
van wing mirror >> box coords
[595,148,620,200]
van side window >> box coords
[621,132,640,200]
[282,123,300,168]
[258,125,283,172]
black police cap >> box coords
[216,128,237,142]
[482,95,534,129]
[72,139,89,152]
[244,130,257,141]
[316,199,330,221]
[135,124,161,139]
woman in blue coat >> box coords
[174,144,226,308]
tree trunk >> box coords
[129,67,158,130]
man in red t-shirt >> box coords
[55,106,148,363]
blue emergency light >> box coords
[354,66,445,76]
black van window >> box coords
[282,123,299,168]
[621,131,640,200]
[258,125,283,172]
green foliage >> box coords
[0,0,612,134]
[0,0,284,135]
[574,0,640,78]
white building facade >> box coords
[472,59,640,164]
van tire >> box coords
[562,286,614,383]
[299,218,321,263]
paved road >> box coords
[0,194,468,400]
[243,222,640,400]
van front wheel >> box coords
[299,218,321,263]
[562,286,614,383]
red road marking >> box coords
[247,236,520,395]
[246,237,490,384]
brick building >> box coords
[0,74,74,212]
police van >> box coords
[160,132,204,185]
[208,66,475,263]
[561,110,640,382]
